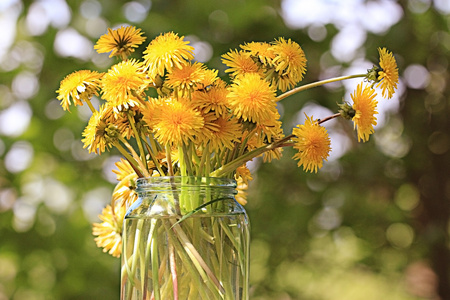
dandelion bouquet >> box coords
[57,26,398,299]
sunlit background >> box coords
[1,0,449,299]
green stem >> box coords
[151,220,161,300]
[169,241,179,300]
[170,219,225,296]
[163,220,211,299]
[210,111,343,178]
[190,143,201,175]
[277,74,366,101]
[127,112,147,172]
[141,134,166,176]
[182,143,194,177]
[166,143,174,176]
[318,113,341,125]
[198,144,209,178]
[112,140,145,178]
[84,99,97,113]
[237,129,257,160]
[210,135,293,178]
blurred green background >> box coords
[1,0,449,299]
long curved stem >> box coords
[277,74,366,101]
[210,113,342,178]
[112,140,145,178]
[318,113,341,125]
[84,99,97,113]
[210,135,292,178]
[127,112,147,171]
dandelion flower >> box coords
[227,73,277,124]
[246,131,284,163]
[254,110,283,143]
[234,165,254,205]
[235,179,249,206]
[94,26,146,58]
[241,41,275,65]
[151,99,204,146]
[271,72,300,92]
[56,70,103,111]
[203,115,242,151]
[101,59,146,113]
[376,47,399,99]
[141,97,167,130]
[112,159,139,207]
[351,83,378,142]
[235,164,253,185]
[270,38,307,82]
[292,114,331,173]
[82,104,117,154]
[113,157,137,181]
[92,203,126,257]
[195,68,219,90]
[221,50,261,77]
[143,32,194,79]
[192,82,230,117]
[166,62,206,97]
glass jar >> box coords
[120,176,250,300]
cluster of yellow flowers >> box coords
[56,26,398,257]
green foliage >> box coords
[1,0,449,299]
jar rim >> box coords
[136,176,237,190]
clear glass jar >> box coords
[120,176,250,300]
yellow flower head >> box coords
[227,73,277,124]
[240,41,275,65]
[235,179,249,206]
[112,107,148,140]
[82,104,117,154]
[270,38,307,82]
[101,59,146,113]
[112,158,139,207]
[112,157,137,181]
[376,47,399,99]
[143,32,194,79]
[235,164,253,185]
[202,115,242,151]
[94,26,146,59]
[292,114,331,173]
[245,109,284,163]
[246,131,284,163]
[56,70,103,111]
[141,97,166,130]
[192,82,230,117]
[351,83,378,142]
[234,165,254,205]
[166,62,206,97]
[92,203,126,257]
[195,68,219,90]
[254,110,283,143]
[150,98,204,146]
[271,72,300,92]
[221,50,261,77]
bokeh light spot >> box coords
[80,0,102,19]
[386,223,414,249]
[5,141,34,173]
[12,71,39,100]
[54,28,93,60]
[428,131,450,155]
[404,64,430,89]
[395,183,420,211]
[123,1,151,23]
[0,101,32,137]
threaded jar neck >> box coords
[136,176,237,194]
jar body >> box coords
[120,177,250,300]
